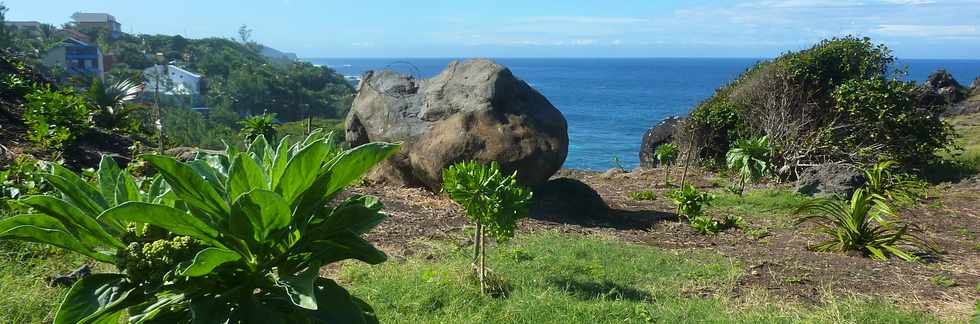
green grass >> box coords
[628,190,657,201]
[0,241,92,324]
[340,232,942,323]
[709,189,809,225]
[277,117,345,144]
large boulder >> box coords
[530,178,609,222]
[639,116,683,169]
[796,164,865,197]
[345,59,568,190]
[924,69,964,104]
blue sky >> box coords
[4,0,980,59]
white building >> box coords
[71,12,123,38]
[143,64,202,96]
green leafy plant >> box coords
[861,160,925,206]
[927,275,957,288]
[87,77,144,130]
[972,300,979,324]
[628,190,656,201]
[239,113,278,143]
[725,136,770,195]
[443,161,533,294]
[654,143,679,186]
[794,188,936,261]
[23,85,93,151]
[665,184,739,234]
[0,131,399,323]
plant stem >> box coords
[479,226,486,294]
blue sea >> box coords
[309,58,980,171]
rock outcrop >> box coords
[972,77,980,92]
[924,69,964,104]
[796,164,865,197]
[345,59,568,190]
[530,178,609,221]
[639,116,683,169]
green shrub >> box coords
[861,160,925,206]
[443,161,533,294]
[725,136,770,195]
[689,215,744,235]
[832,79,954,164]
[654,143,679,185]
[927,275,957,288]
[240,113,278,143]
[972,300,980,324]
[23,85,92,151]
[0,131,399,323]
[666,184,714,220]
[0,156,50,210]
[794,188,936,261]
[86,77,144,130]
[628,190,656,201]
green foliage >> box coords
[726,136,771,194]
[162,106,238,149]
[861,160,925,206]
[779,36,893,100]
[832,79,954,164]
[23,85,93,151]
[972,300,980,324]
[655,143,679,185]
[0,132,400,323]
[86,77,144,130]
[687,94,747,161]
[240,113,278,143]
[628,190,656,201]
[927,275,957,288]
[0,156,50,205]
[689,215,745,235]
[666,184,714,220]
[443,161,533,243]
[794,188,936,261]
[0,4,9,49]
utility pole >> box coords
[154,53,165,154]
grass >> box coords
[277,117,345,144]
[930,111,980,181]
[710,189,809,226]
[628,190,656,201]
[0,241,93,324]
[340,232,942,323]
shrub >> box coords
[725,136,770,195]
[666,184,714,220]
[832,78,954,164]
[0,131,399,323]
[240,113,278,143]
[443,161,533,294]
[0,156,50,209]
[628,190,656,201]
[861,160,925,206]
[86,77,144,130]
[794,188,936,261]
[689,215,744,235]
[654,143,679,185]
[23,85,92,151]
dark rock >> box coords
[796,164,865,197]
[345,59,568,190]
[47,264,91,287]
[639,116,683,169]
[972,76,980,92]
[531,178,608,221]
[923,69,964,104]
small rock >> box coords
[796,164,865,197]
[47,264,91,287]
[639,116,684,169]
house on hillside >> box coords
[143,64,203,96]
[42,37,104,79]
[70,12,123,39]
[4,21,42,30]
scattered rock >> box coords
[165,147,223,162]
[796,164,865,197]
[47,264,91,287]
[345,59,569,190]
[639,116,683,169]
[600,168,626,179]
[923,69,964,104]
[530,178,609,222]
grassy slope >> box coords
[340,232,941,323]
[0,241,100,323]
[947,105,980,173]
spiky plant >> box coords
[862,160,925,206]
[654,143,679,186]
[87,77,143,129]
[725,136,770,195]
[794,188,936,261]
[239,113,278,143]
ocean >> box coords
[309,58,980,171]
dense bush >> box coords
[726,136,771,195]
[0,132,399,323]
[240,113,278,143]
[23,85,92,151]
[654,143,679,185]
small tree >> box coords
[654,143,679,186]
[443,161,532,294]
[239,113,277,143]
[725,136,770,195]
[87,77,143,130]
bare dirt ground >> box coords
[349,168,980,319]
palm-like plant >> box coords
[240,113,278,143]
[862,160,924,206]
[794,188,936,261]
[725,136,770,195]
[87,77,143,129]
[654,143,679,186]
[0,130,399,323]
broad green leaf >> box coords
[54,274,132,324]
[19,196,124,249]
[97,156,124,206]
[227,153,268,202]
[307,231,387,265]
[99,202,223,247]
[180,248,241,277]
[275,141,329,204]
[311,195,385,236]
[0,216,112,262]
[188,159,228,196]
[190,296,233,324]
[230,189,290,243]
[113,172,141,206]
[305,278,371,324]
[278,263,320,310]
[322,142,400,198]
[43,173,108,218]
[246,135,270,167]
[269,136,292,189]
[143,155,230,222]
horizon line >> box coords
[301,56,980,61]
